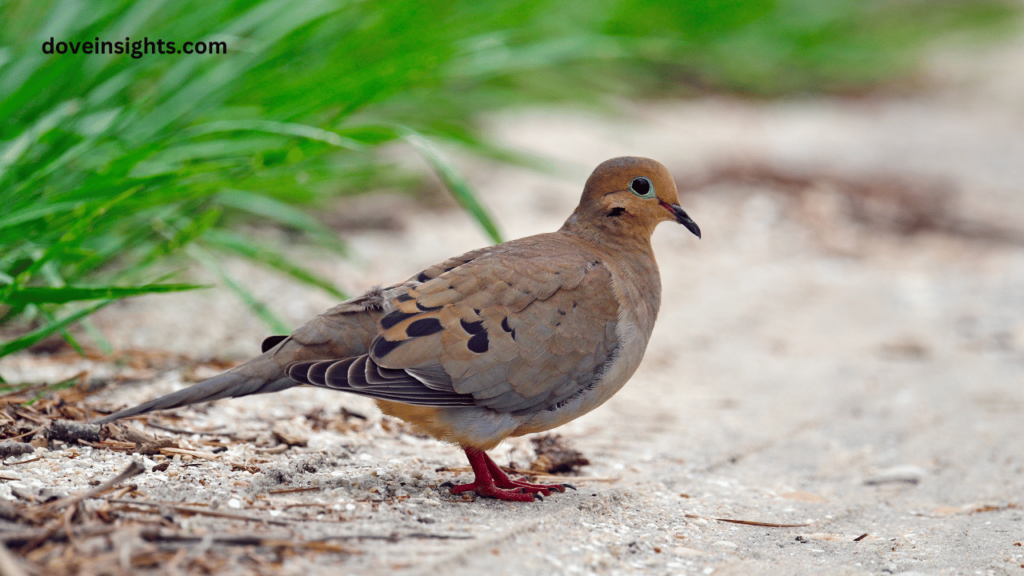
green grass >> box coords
[0,0,1018,361]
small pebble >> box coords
[227,498,242,509]
[712,541,738,550]
[864,465,928,485]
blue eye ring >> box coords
[629,176,655,198]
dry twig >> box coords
[139,528,359,553]
[0,442,34,459]
[684,513,811,528]
[44,420,102,444]
[38,461,146,515]
[107,499,293,526]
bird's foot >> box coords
[491,476,568,496]
[449,447,574,502]
[446,480,541,502]
[483,452,571,496]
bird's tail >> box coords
[94,356,298,424]
[94,303,382,424]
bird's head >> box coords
[565,156,701,240]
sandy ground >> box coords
[3,39,1024,575]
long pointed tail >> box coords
[93,303,382,424]
[94,359,298,424]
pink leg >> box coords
[445,447,572,501]
[482,453,571,496]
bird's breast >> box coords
[513,260,660,436]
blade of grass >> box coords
[2,284,209,305]
[0,202,90,230]
[139,208,222,267]
[0,371,85,397]
[185,120,365,151]
[0,300,112,358]
[39,308,87,356]
[78,317,114,355]
[216,189,347,254]
[10,187,140,289]
[0,99,80,182]
[399,128,502,244]
[202,228,348,300]
[186,244,291,334]
[127,0,341,142]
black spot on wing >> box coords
[460,318,485,335]
[406,318,443,337]
[467,331,489,353]
[501,317,517,340]
[416,301,442,312]
[372,337,404,359]
[396,294,414,302]
[417,271,431,283]
[261,335,287,353]
[381,310,417,330]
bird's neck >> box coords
[559,212,658,261]
[558,217,662,330]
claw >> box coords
[439,481,455,489]
[562,483,577,491]
[446,447,572,502]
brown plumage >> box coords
[96,156,700,501]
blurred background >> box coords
[1,0,1021,361]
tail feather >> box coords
[94,367,296,424]
[93,297,385,425]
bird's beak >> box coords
[664,203,701,238]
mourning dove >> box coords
[96,156,700,501]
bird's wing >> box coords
[288,233,621,415]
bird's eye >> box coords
[629,176,654,198]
